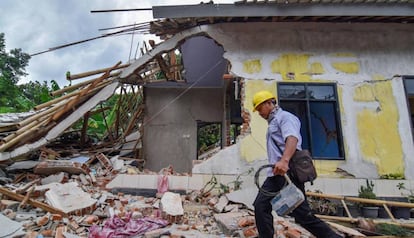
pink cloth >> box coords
[89,213,169,238]
[157,175,169,193]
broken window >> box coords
[403,76,414,139]
[277,83,344,160]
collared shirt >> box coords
[266,107,302,177]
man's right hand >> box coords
[273,159,289,176]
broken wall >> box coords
[144,87,224,172]
[194,22,414,179]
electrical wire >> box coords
[254,164,290,197]
[141,58,225,127]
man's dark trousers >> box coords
[253,174,342,238]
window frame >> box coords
[277,82,345,160]
[196,121,222,159]
[402,75,414,140]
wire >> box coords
[30,23,151,56]
[254,164,290,197]
[142,58,225,127]
[128,23,136,62]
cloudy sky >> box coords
[0,0,233,87]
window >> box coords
[278,83,344,160]
[403,76,414,137]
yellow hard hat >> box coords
[252,90,276,112]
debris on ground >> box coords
[0,152,412,237]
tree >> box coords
[19,80,60,106]
[0,32,31,112]
[0,33,30,84]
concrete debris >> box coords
[213,195,229,213]
[34,160,88,175]
[40,172,67,185]
[226,187,257,210]
[0,154,387,238]
[0,213,25,238]
[44,182,97,214]
[160,192,184,216]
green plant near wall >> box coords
[359,179,376,199]
[380,172,405,180]
[397,182,414,203]
[376,223,414,237]
[358,179,377,208]
[218,168,254,194]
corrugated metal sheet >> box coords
[150,2,414,38]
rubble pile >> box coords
[0,149,327,238]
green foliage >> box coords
[70,94,120,141]
[0,33,30,85]
[201,168,254,196]
[380,172,405,180]
[0,32,63,112]
[375,223,414,237]
[218,168,254,195]
[19,80,59,106]
[397,182,414,203]
[198,123,221,155]
[358,179,376,200]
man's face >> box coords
[256,100,273,120]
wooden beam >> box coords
[52,61,122,122]
[307,191,414,208]
[0,120,48,152]
[148,40,173,80]
[67,63,129,81]
[316,214,414,230]
[0,186,67,217]
[52,71,119,96]
[36,79,112,111]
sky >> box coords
[0,0,233,88]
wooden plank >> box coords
[0,121,47,152]
[307,191,414,208]
[67,63,129,81]
[17,99,68,127]
[317,214,414,230]
[35,79,112,111]
[148,40,172,80]
[0,186,67,217]
[51,71,119,96]
[326,221,366,237]
[52,62,121,122]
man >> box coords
[252,90,341,238]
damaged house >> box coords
[2,1,414,237]
[1,1,414,195]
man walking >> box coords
[252,90,341,238]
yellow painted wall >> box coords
[243,59,262,74]
[354,80,404,175]
[239,53,399,176]
[239,53,404,177]
[240,80,276,162]
[332,62,359,74]
[271,54,313,81]
[240,54,342,175]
